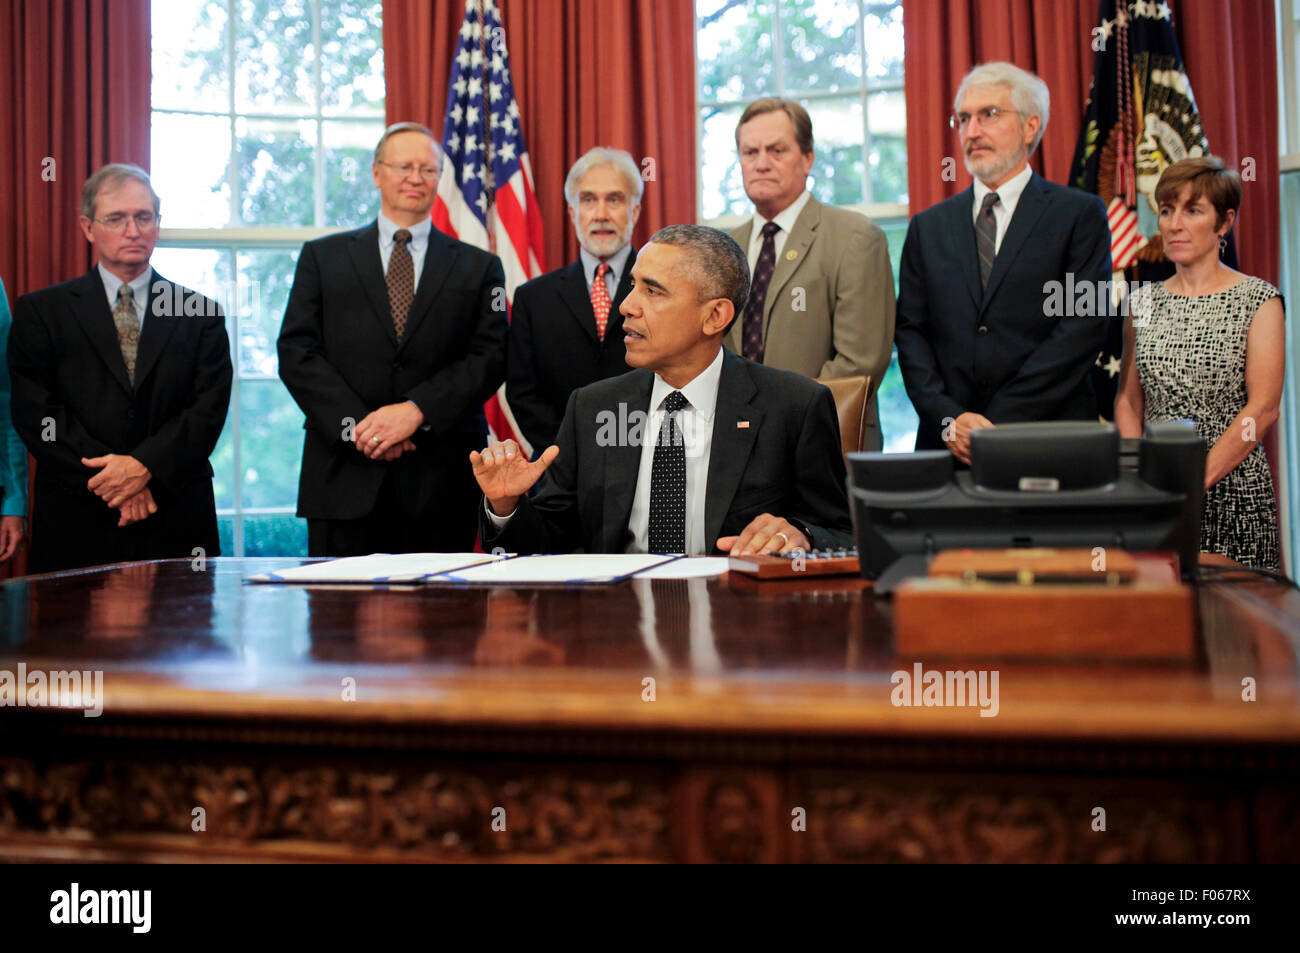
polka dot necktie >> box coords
[387,228,414,339]
[741,221,781,362]
[976,192,1000,287]
[648,390,688,554]
[591,261,612,341]
[112,284,140,385]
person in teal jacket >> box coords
[0,276,29,563]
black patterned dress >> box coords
[1130,276,1282,570]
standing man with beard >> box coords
[894,62,1111,461]
[506,147,642,454]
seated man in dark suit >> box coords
[507,147,641,454]
[472,225,852,556]
[8,164,232,572]
[895,62,1112,462]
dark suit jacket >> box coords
[7,268,232,571]
[506,253,634,452]
[895,172,1112,450]
[480,350,853,555]
[277,222,507,521]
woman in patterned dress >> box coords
[1115,156,1286,570]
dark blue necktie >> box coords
[648,391,688,553]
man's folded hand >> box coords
[116,487,158,527]
[83,453,151,508]
[354,402,425,459]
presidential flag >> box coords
[1069,0,1232,417]
[432,0,546,452]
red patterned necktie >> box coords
[591,261,612,341]
[387,229,414,339]
[741,221,780,362]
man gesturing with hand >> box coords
[473,225,851,557]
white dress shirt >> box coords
[98,263,151,329]
[971,163,1032,255]
[627,347,723,555]
[486,347,725,555]
[745,188,813,274]
[378,212,431,291]
[579,242,634,300]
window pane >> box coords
[324,120,383,227]
[151,113,232,227]
[699,102,751,219]
[780,0,861,94]
[210,408,237,511]
[698,0,775,102]
[867,90,907,205]
[320,0,385,116]
[237,118,316,226]
[863,1,904,85]
[235,249,298,377]
[234,0,315,115]
[239,380,305,510]
[878,355,918,452]
[806,96,865,207]
[216,516,235,557]
[148,246,230,302]
[151,0,229,112]
[240,514,308,557]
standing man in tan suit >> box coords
[725,98,895,450]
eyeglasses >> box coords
[92,212,159,232]
[949,106,1020,130]
[377,160,439,181]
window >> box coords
[150,0,385,555]
[695,0,918,450]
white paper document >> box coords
[633,556,731,579]
[439,553,677,584]
[247,552,501,583]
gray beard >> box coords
[964,151,1023,187]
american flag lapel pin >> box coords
[737,420,750,429]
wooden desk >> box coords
[1,558,1298,863]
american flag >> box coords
[432,0,546,452]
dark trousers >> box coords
[29,479,220,574]
[307,447,482,557]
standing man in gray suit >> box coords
[725,98,895,450]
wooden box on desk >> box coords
[893,550,1196,662]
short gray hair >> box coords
[563,147,644,207]
[955,61,1051,155]
[373,122,441,163]
[81,163,160,219]
[647,224,750,320]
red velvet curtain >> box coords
[902,0,1279,285]
[0,0,151,579]
[382,0,697,272]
